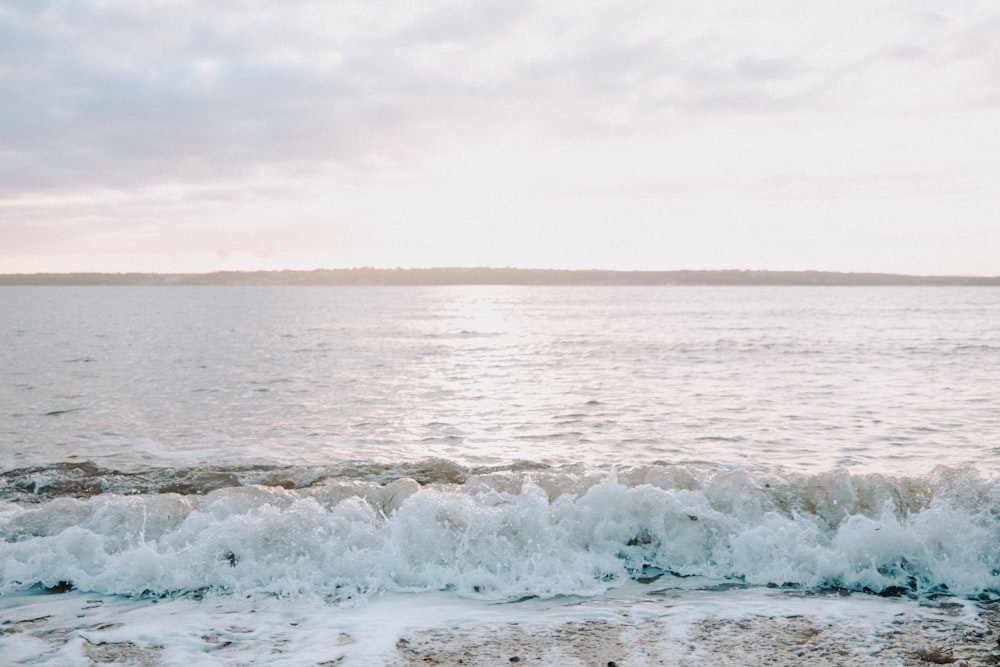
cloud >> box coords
[1,1,999,274]
[4,1,996,189]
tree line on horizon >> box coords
[2,267,998,286]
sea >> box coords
[1,285,999,664]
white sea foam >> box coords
[2,465,997,601]
[1,582,994,666]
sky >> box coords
[1,0,999,275]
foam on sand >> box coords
[2,586,999,665]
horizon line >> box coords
[2,267,999,286]
[3,266,1000,276]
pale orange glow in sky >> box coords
[1,1,998,275]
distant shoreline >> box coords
[1,268,999,286]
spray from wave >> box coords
[1,461,997,601]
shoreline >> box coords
[3,587,998,665]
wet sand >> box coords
[393,604,1000,666]
[3,590,999,665]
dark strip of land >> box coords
[1,268,998,286]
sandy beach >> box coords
[390,594,1000,666]
[3,587,999,665]
[393,605,1000,666]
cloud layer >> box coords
[2,0,999,273]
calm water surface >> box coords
[3,285,999,474]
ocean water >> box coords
[2,285,999,664]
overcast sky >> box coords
[2,0,998,275]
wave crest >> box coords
[1,462,997,600]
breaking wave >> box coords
[1,461,998,601]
